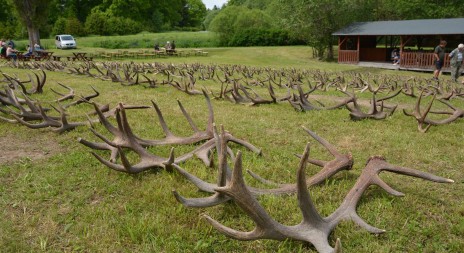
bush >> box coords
[65,17,86,36]
[228,28,304,47]
[106,17,143,35]
[52,17,67,36]
[85,11,108,35]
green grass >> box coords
[0,46,463,253]
[15,31,219,51]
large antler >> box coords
[79,92,261,173]
[346,92,396,120]
[201,139,453,253]
[403,91,464,133]
[173,126,352,207]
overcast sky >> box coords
[203,0,228,9]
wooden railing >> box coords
[400,52,450,69]
[338,50,358,64]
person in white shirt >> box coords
[6,43,18,61]
[449,43,464,82]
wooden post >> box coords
[338,36,341,63]
[357,35,360,63]
[399,36,403,67]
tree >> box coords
[9,0,51,48]
[179,0,207,28]
[271,0,375,60]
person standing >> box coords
[449,43,464,82]
[433,40,447,81]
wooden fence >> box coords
[400,52,451,69]
[338,50,358,64]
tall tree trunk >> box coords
[327,42,334,60]
[27,25,41,50]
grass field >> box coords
[0,45,463,253]
[16,31,219,51]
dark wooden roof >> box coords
[333,18,464,36]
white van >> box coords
[55,35,77,49]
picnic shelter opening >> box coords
[332,18,464,71]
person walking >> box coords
[433,40,447,81]
[449,43,464,82]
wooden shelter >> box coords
[333,18,464,71]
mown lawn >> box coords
[0,46,463,253]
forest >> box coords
[2,0,464,59]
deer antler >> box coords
[50,83,75,102]
[403,92,464,132]
[202,140,453,253]
[346,92,396,120]
[248,127,353,194]
[79,92,261,173]
[173,126,351,207]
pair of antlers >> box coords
[174,126,453,253]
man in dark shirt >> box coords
[433,40,447,80]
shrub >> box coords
[65,17,86,36]
[228,28,303,47]
[52,17,67,35]
[85,11,108,35]
[106,17,143,35]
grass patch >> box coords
[15,31,219,50]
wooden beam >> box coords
[338,36,348,48]
[357,36,360,63]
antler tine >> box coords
[91,102,120,136]
[117,103,139,142]
[327,156,453,234]
[421,94,436,120]
[248,127,352,195]
[378,157,454,184]
[302,127,344,158]
[172,189,230,208]
[436,98,457,111]
[297,143,325,224]
[202,89,215,133]
[223,133,262,155]
[204,151,283,241]
[172,125,233,206]
[176,99,200,132]
[151,100,174,137]
[172,125,233,207]
[11,103,61,129]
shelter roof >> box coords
[333,18,464,36]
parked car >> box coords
[55,34,77,49]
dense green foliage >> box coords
[15,31,218,50]
[208,0,464,57]
[2,0,208,40]
[3,0,463,52]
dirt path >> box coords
[0,131,62,165]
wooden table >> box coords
[166,49,177,55]
[37,51,54,60]
[73,52,87,61]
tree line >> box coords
[2,0,463,60]
[207,0,464,59]
[1,0,207,42]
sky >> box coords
[202,0,229,9]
